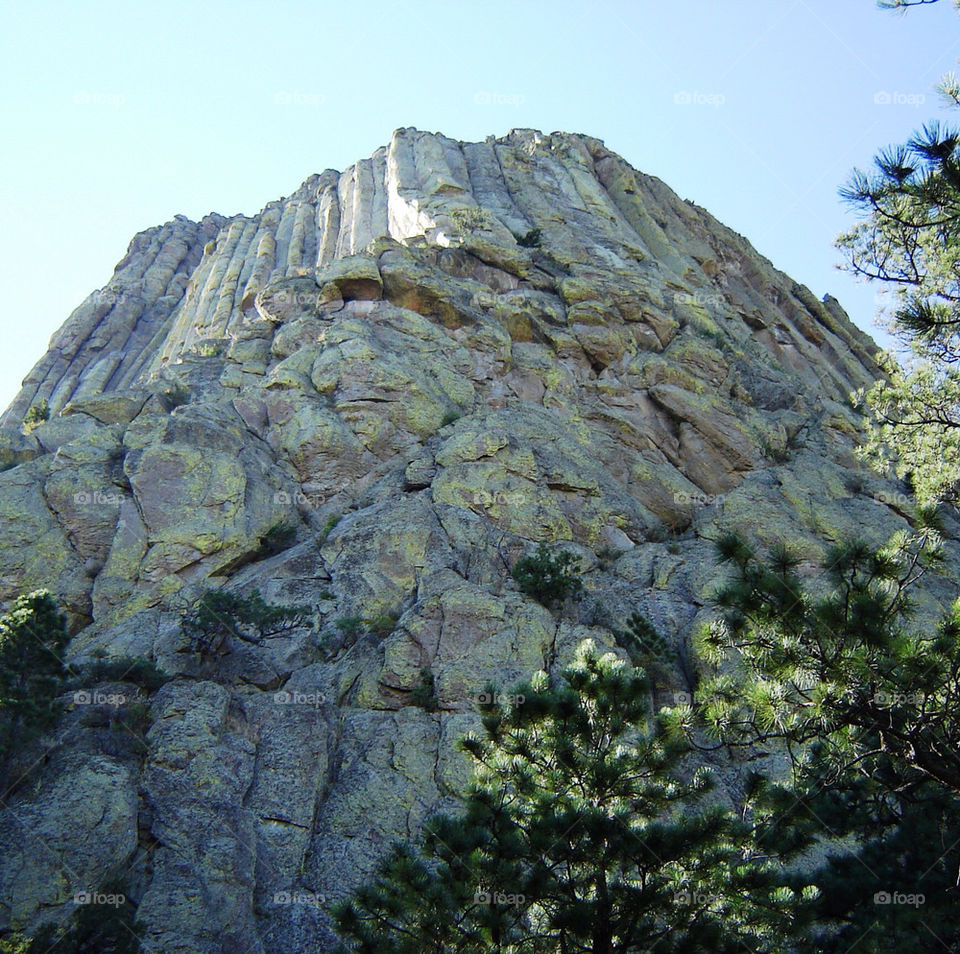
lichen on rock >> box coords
[0,128,935,954]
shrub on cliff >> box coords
[21,399,49,434]
[334,640,806,953]
[511,543,583,608]
[0,590,69,758]
[182,588,311,656]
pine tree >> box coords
[182,587,310,656]
[0,590,69,762]
[694,524,960,795]
[686,526,960,949]
[511,543,584,608]
[2,877,143,953]
[335,640,805,953]
[837,0,960,504]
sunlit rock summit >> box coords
[0,128,917,953]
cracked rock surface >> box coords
[1,128,954,953]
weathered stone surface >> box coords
[0,215,225,426]
[137,681,261,953]
[315,254,383,302]
[254,276,322,324]
[61,392,149,425]
[1,128,947,954]
[0,428,39,470]
[0,751,138,927]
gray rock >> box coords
[0,128,941,954]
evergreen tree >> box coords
[511,544,584,608]
[684,526,960,948]
[0,590,69,761]
[335,640,806,953]
[692,525,960,796]
[837,0,960,504]
[182,587,310,656]
[58,883,143,954]
[21,399,49,434]
[1,877,143,953]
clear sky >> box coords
[1,0,958,414]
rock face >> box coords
[0,128,948,953]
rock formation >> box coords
[0,127,950,953]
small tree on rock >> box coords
[511,543,584,608]
[0,590,69,766]
[335,640,805,953]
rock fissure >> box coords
[0,128,922,954]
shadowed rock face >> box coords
[0,127,943,953]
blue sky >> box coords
[1,0,958,413]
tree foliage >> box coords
[21,399,49,434]
[511,544,584,608]
[335,640,806,953]
[3,876,143,953]
[182,588,310,656]
[693,525,960,795]
[838,0,960,503]
[616,610,670,665]
[0,590,69,756]
[684,526,960,950]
